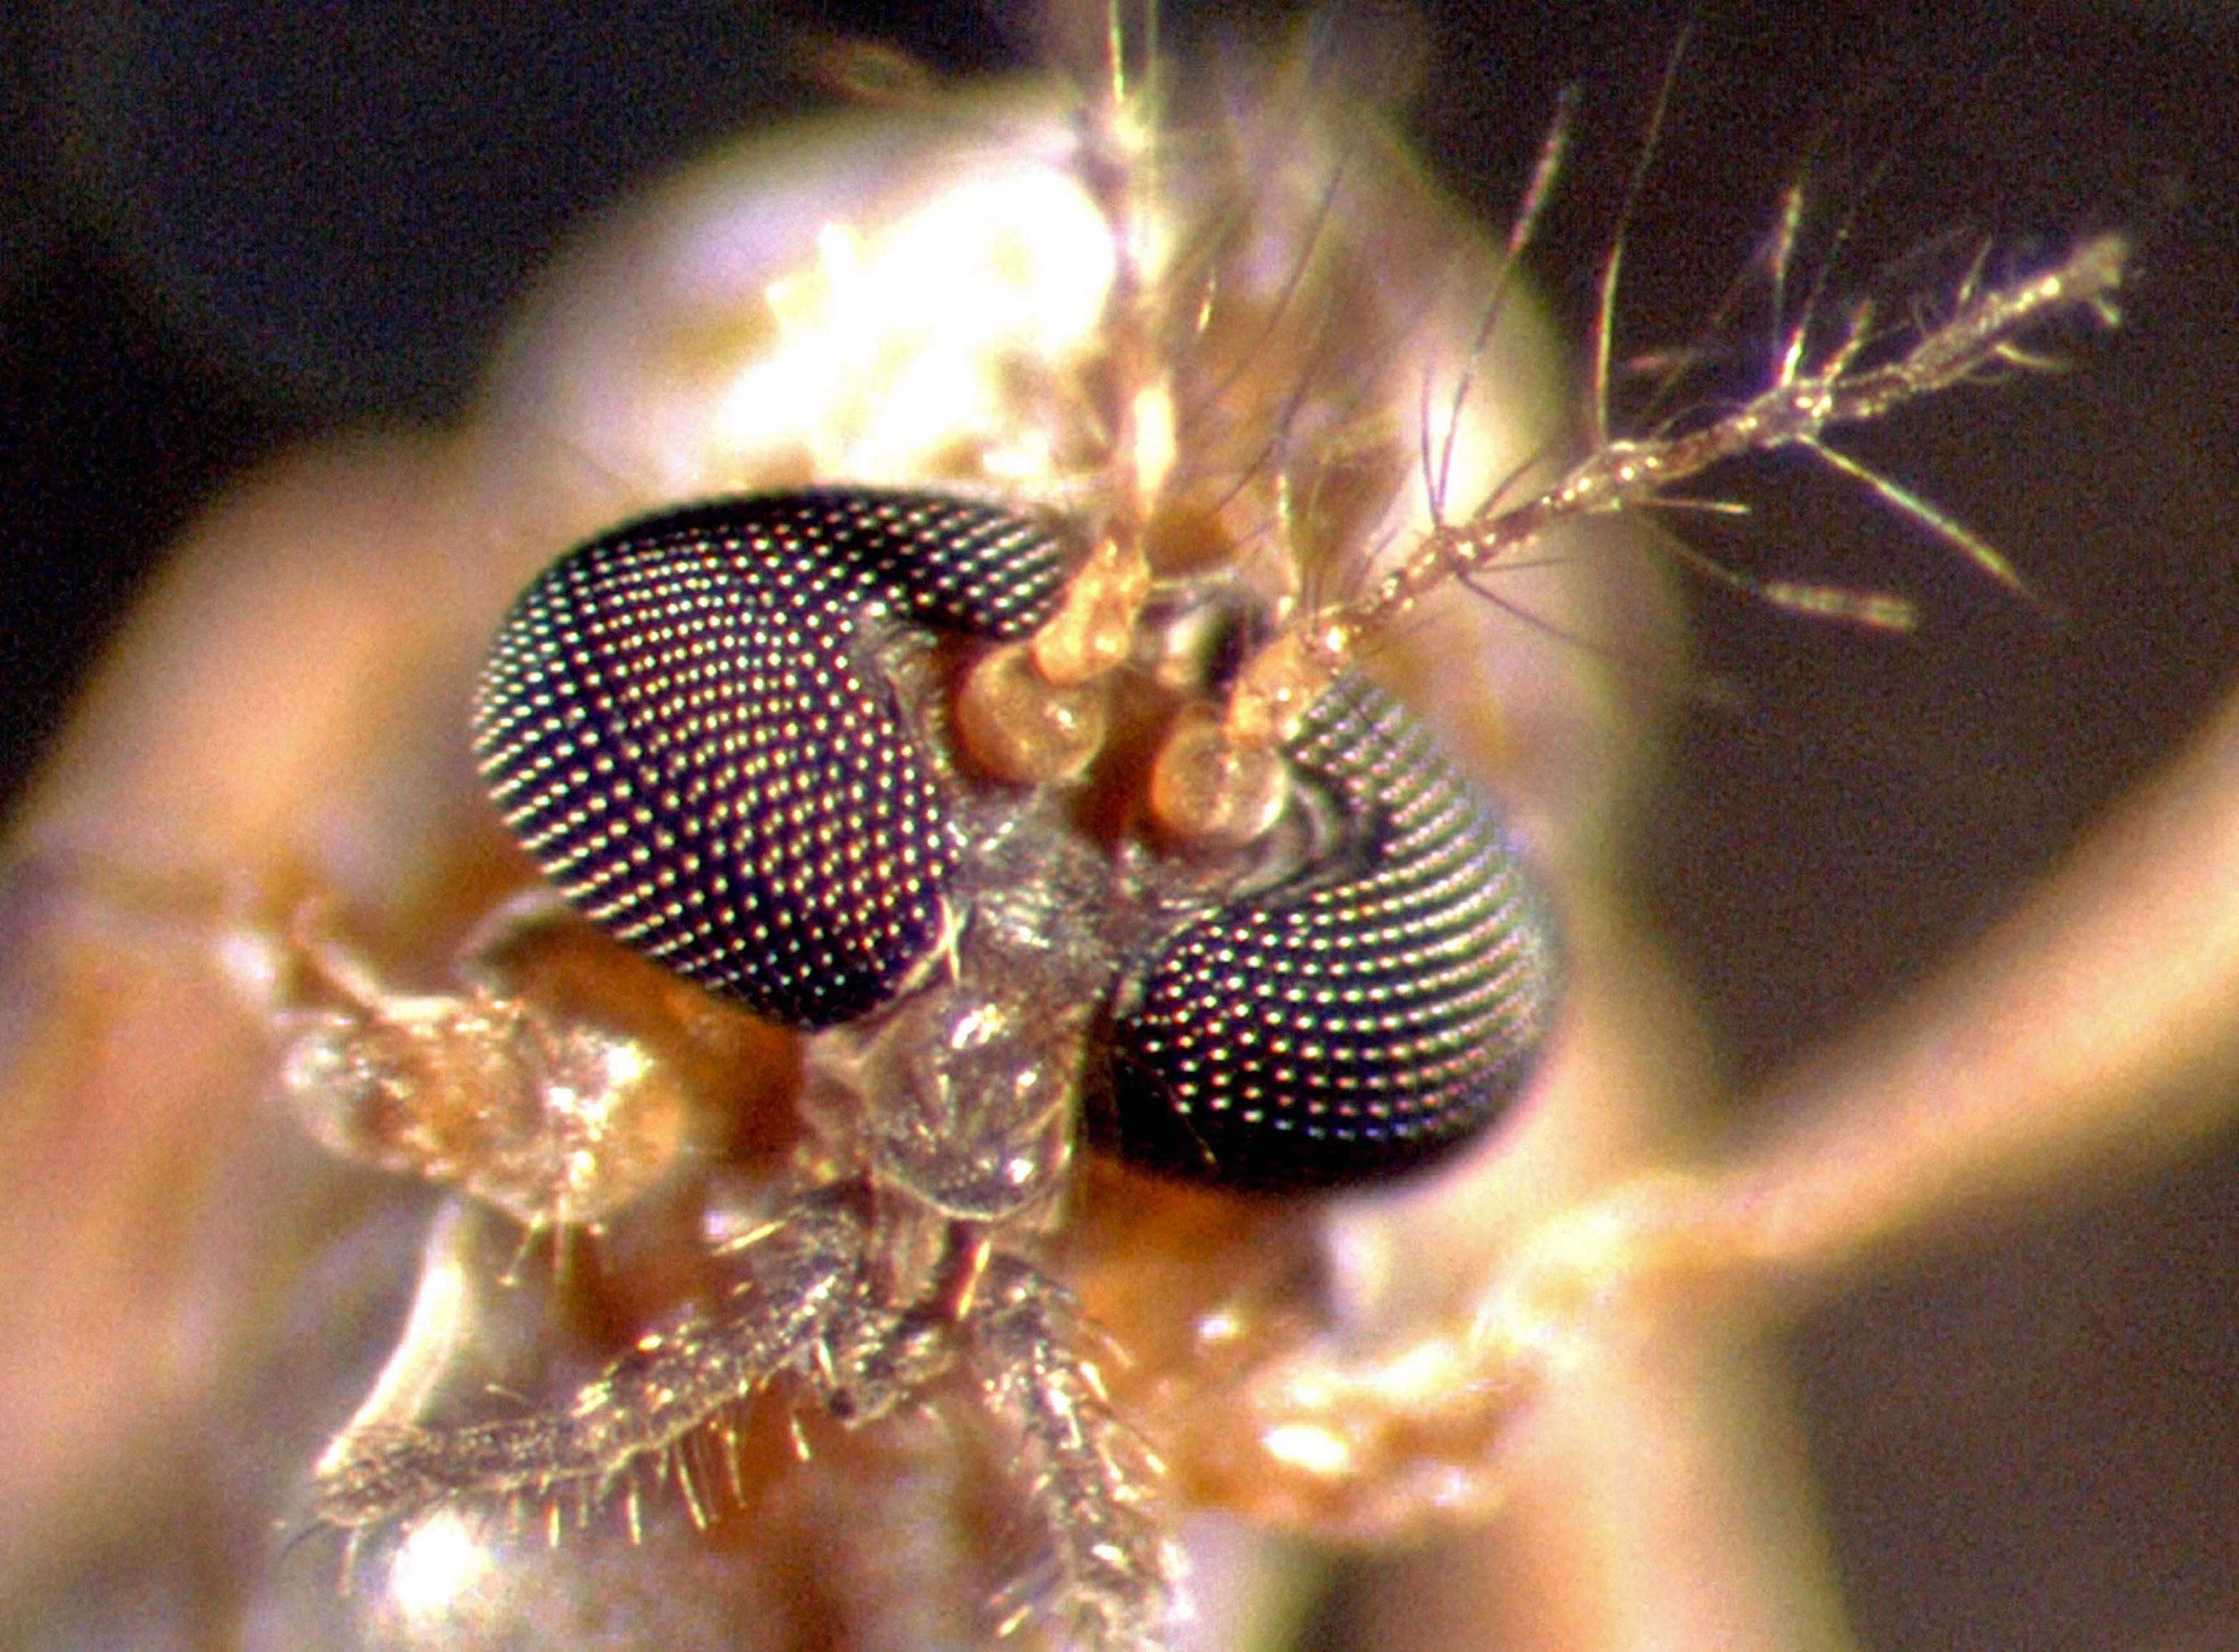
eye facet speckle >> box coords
[472,489,1071,1028]
[1099,672,1560,1192]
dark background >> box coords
[2,1,2234,1645]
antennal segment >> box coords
[1227,231,2130,742]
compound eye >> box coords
[1098,674,1560,1193]
[471,489,1070,1029]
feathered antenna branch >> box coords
[1230,231,2129,737]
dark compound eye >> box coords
[473,487,1556,1194]
[1095,673,1560,1193]
[472,489,1071,1028]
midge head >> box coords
[471,485,1561,1194]
[265,15,2140,1648]
[464,204,2130,1204]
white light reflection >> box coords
[383,1504,497,1631]
[718,167,1115,483]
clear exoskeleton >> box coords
[2,15,2132,1652]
